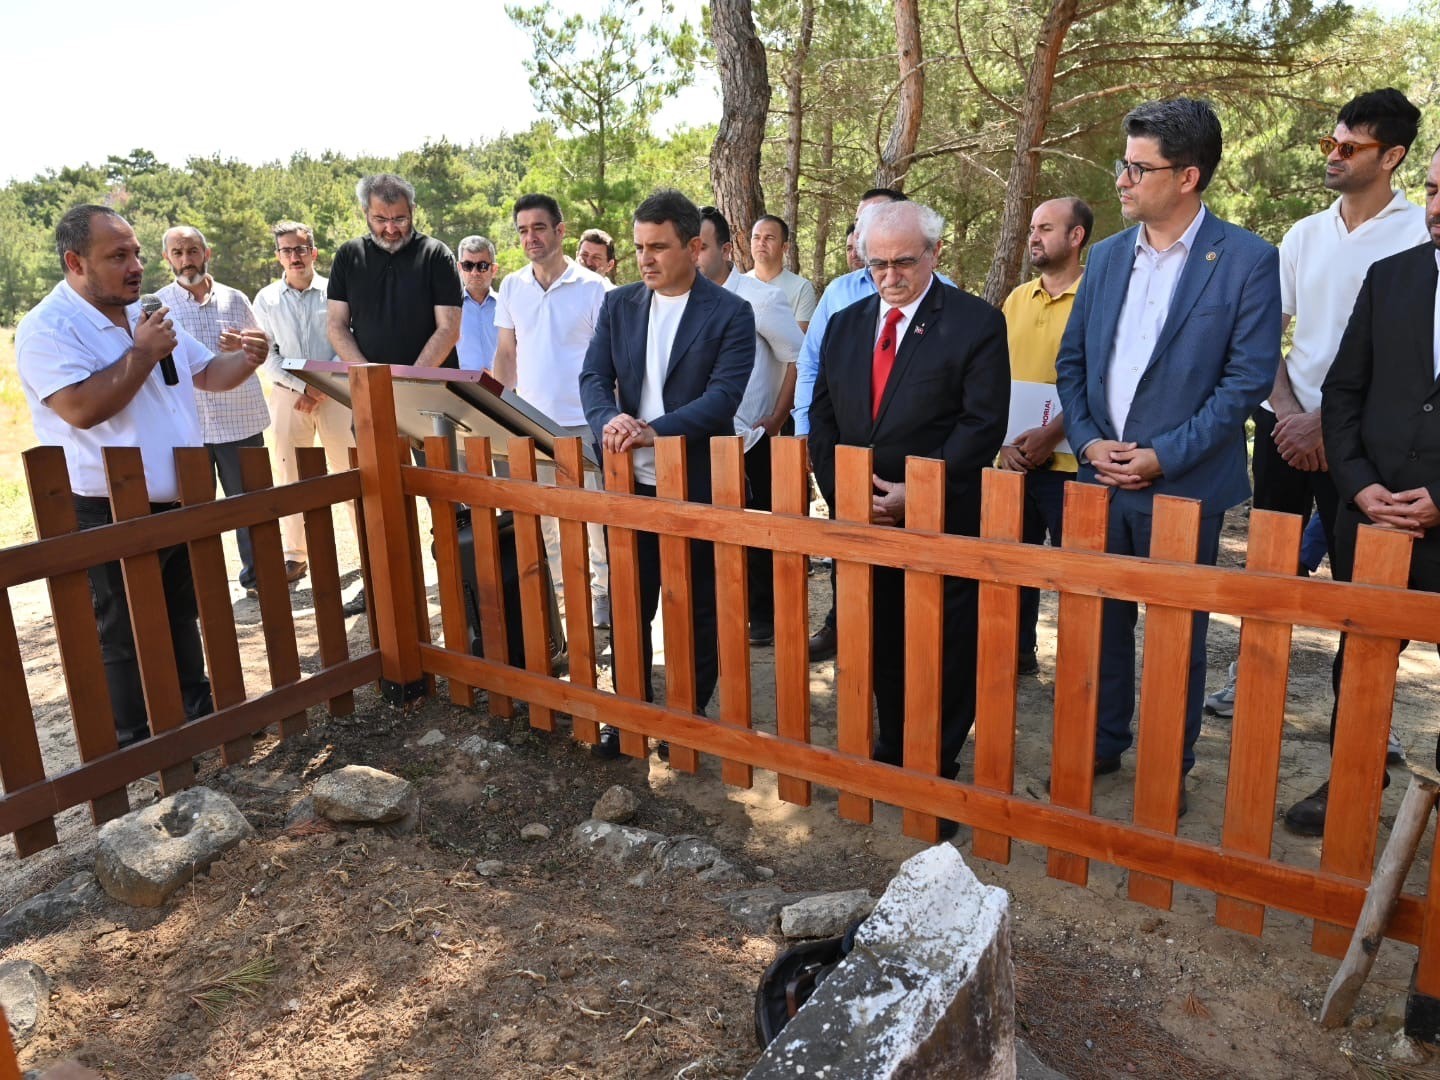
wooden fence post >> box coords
[771,436,812,806]
[294,446,355,717]
[834,445,875,824]
[900,457,946,844]
[509,438,556,733]
[656,437,700,774]
[711,436,754,789]
[423,436,474,708]
[0,589,57,856]
[464,438,513,719]
[555,437,599,744]
[604,448,649,760]
[350,364,425,705]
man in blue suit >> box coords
[579,189,756,758]
[1054,98,1281,802]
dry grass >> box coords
[186,955,279,1021]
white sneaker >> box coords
[1204,661,1237,718]
[592,596,612,629]
[1387,730,1407,766]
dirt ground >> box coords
[3,477,1440,1079]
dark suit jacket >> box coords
[1323,241,1440,563]
[579,271,755,502]
[808,278,1010,536]
[1054,211,1280,516]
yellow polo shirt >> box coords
[1000,273,1081,473]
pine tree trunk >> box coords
[874,0,924,189]
[709,0,771,269]
[782,0,815,273]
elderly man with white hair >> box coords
[807,199,1010,821]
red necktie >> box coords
[871,306,905,420]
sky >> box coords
[0,0,1408,185]
[0,0,718,184]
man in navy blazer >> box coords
[1054,98,1281,796]
[579,189,755,757]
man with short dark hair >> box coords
[327,173,462,369]
[577,228,618,283]
[697,205,803,646]
[580,189,755,757]
[844,222,863,271]
[16,205,268,748]
[157,225,274,594]
[998,196,1093,675]
[748,213,817,329]
[1055,98,1281,803]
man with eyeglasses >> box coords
[253,219,357,586]
[1054,98,1280,810]
[327,173,462,370]
[807,199,1009,823]
[455,235,500,372]
[492,194,612,627]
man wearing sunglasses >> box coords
[1055,98,1281,809]
[455,236,500,372]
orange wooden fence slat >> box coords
[238,447,307,739]
[103,447,194,795]
[1048,481,1109,885]
[834,445,875,824]
[900,457,945,844]
[710,437,754,788]
[23,447,129,826]
[1128,495,1201,910]
[770,437,812,806]
[0,1002,20,1080]
[604,449,648,759]
[1417,822,1440,996]
[1216,511,1302,935]
[554,438,599,745]
[508,439,555,733]
[656,438,699,774]
[463,439,513,718]
[1315,524,1412,957]
[400,439,436,700]
[294,446,354,717]
[972,467,1025,860]
[174,448,252,766]
[348,446,379,655]
[0,588,58,856]
[423,437,475,708]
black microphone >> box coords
[138,294,179,386]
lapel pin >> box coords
[913,323,926,337]
[1205,251,1217,262]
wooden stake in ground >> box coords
[0,1005,20,1080]
[1321,774,1440,1028]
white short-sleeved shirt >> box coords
[493,258,608,427]
[723,269,803,450]
[16,280,213,502]
[1274,189,1427,414]
[748,267,817,325]
[156,278,270,444]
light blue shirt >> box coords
[792,266,954,434]
[458,289,499,371]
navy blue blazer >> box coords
[578,271,755,501]
[1054,210,1281,516]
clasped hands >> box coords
[1354,483,1440,538]
[998,423,1065,472]
[217,326,270,366]
[1084,440,1162,489]
[602,412,657,454]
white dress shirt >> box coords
[875,278,934,349]
[633,289,691,485]
[1107,206,1207,439]
[253,272,336,393]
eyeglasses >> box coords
[1319,136,1386,159]
[865,250,931,274]
[276,245,312,257]
[459,260,492,273]
[368,214,410,228]
[1114,160,1182,184]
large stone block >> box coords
[571,820,666,865]
[312,765,417,825]
[0,873,104,948]
[95,787,254,908]
[749,844,1014,1079]
[0,959,51,1048]
[779,889,877,939]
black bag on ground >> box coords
[448,507,566,669]
[753,918,865,1048]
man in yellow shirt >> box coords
[998,197,1093,673]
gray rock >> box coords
[520,823,552,842]
[592,785,639,824]
[653,835,728,876]
[1390,1031,1424,1063]
[627,870,655,888]
[165,1074,202,1080]
[753,866,775,880]
[283,796,318,830]
[1017,1038,1068,1080]
[0,960,50,1048]
[416,729,446,747]
[751,844,1014,1079]
[711,888,823,935]
[779,889,877,939]
[95,787,254,908]
[697,858,747,884]
[313,766,417,825]
[459,735,509,759]
[0,872,104,948]
[474,860,505,878]
[571,820,666,865]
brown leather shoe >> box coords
[808,624,837,662]
[284,559,308,583]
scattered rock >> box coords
[95,787,254,908]
[1017,1038,1067,1080]
[165,1074,202,1080]
[571,820,666,865]
[0,872,105,948]
[627,870,655,888]
[653,835,728,876]
[1390,1031,1424,1063]
[0,959,51,1048]
[1383,994,1409,1033]
[711,888,823,935]
[753,866,775,880]
[520,823,552,842]
[416,729,446,747]
[313,766,417,825]
[697,858,747,884]
[459,735,509,759]
[282,796,318,830]
[779,889,876,939]
[474,860,505,877]
[591,785,638,824]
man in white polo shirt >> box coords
[491,193,612,625]
[747,214,817,331]
[16,205,269,749]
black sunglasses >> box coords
[460,260,492,273]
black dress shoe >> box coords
[592,725,621,760]
[808,624,837,662]
[749,621,775,647]
[1017,651,1039,675]
[342,589,367,617]
[1094,756,1122,776]
[655,740,670,761]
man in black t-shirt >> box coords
[327,173,463,368]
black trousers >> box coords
[632,483,719,713]
[75,496,213,747]
[1250,407,1340,573]
[207,431,266,588]
[744,430,778,626]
